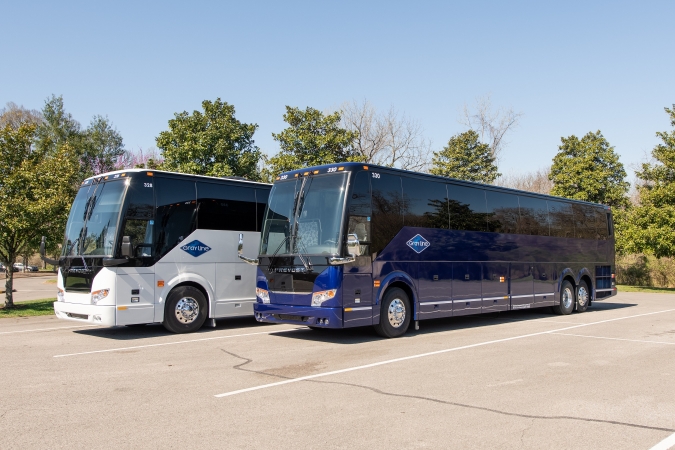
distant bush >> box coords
[616,254,675,288]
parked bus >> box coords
[237,163,616,338]
[44,169,271,333]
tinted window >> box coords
[371,172,403,254]
[402,177,449,229]
[486,191,520,234]
[197,182,256,232]
[121,175,155,257]
[595,209,609,239]
[347,171,372,246]
[447,184,487,232]
[255,189,270,232]
[517,196,549,236]
[548,201,574,238]
[155,177,196,258]
[572,204,597,239]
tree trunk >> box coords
[4,266,14,308]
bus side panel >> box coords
[533,263,557,306]
[116,268,155,325]
[481,262,509,312]
[417,261,453,319]
[342,274,373,328]
[214,262,257,317]
[452,262,482,316]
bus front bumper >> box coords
[254,303,343,328]
[54,301,116,326]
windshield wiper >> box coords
[290,176,314,272]
[267,234,290,272]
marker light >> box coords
[311,289,336,307]
[256,288,270,304]
[91,289,110,304]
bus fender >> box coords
[577,267,594,297]
[375,271,418,320]
[557,267,576,294]
[155,273,215,322]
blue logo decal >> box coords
[406,234,430,253]
[181,240,211,257]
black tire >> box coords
[374,287,411,338]
[576,280,590,313]
[162,286,208,333]
[552,280,575,315]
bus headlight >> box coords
[91,289,110,304]
[57,288,65,302]
[256,288,270,304]
[312,289,336,307]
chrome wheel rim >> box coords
[562,287,574,310]
[578,286,589,307]
[387,298,406,328]
[175,297,199,324]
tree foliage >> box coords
[549,131,628,207]
[0,123,79,307]
[616,106,675,257]
[266,106,360,179]
[156,99,261,180]
[81,115,125,176]
[429,130,500,183]
[340,100,430,171]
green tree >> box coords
[549,131,628,207]
[266,106,360,179]
[0,123,79,307]
[82,115,125,176]
[429,130,500,183]
[616,106,675,257]
[156,99,261,179]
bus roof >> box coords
[275,162,611,209]
[82,168,271,188]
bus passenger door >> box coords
[452,262,482,316]
[510,264,534,310]
[482,263,509,312]
[533,263,556,306]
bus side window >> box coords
[402,177,449,229]
[486,191,519,234]
[447,184,487,232]
[155,178,197,258]
[255,189,270,232]
[547,201,575,238]
[197,182,256,232]
[347,171,372,255]
[371,173,402,255]
[121,176,155,257]
[572,204,596,239]
[517,196,550,236]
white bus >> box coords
[44,169,270,333]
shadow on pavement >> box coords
[71,302,638,344]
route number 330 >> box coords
[372,172,380,179]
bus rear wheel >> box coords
[374,287,411,338]
[576,280,590,313]
[163,286,208,333]
[553,280,575,315]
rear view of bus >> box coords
[239,163,616,338]
[49,169,270,333]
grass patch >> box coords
[0,299,55,318]
[616,285,675,294]
[44,279,57,284]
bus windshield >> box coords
[260,173,348,256]
[62,179,127,257]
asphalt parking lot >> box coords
[1,292,674,449]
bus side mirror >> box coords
[346,234,361,257]
[121,236,133,258]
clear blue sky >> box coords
[2,0,673,179]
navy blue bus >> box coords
[237,163,617,338]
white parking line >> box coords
[53,327,303,358]
[215,308,675,398]
[0,325,97,335]
[552,333,675,346]
[650,431,675,450]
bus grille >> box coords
[275,314,308,322]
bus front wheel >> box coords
[374,287,411,338]
[553,280,575,315]
[163,286,208,333]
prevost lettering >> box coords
[274,267,307,273]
